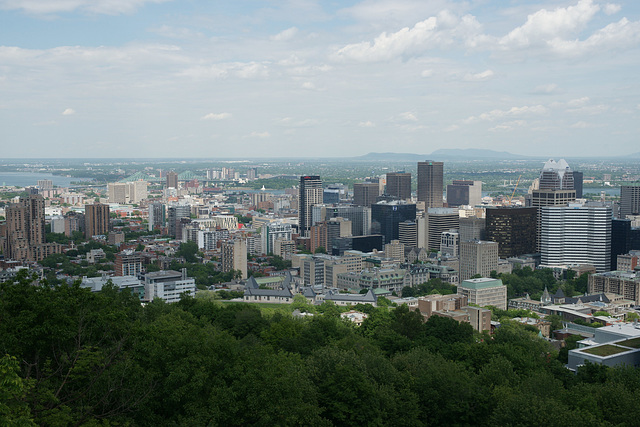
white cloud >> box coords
[548,18,640,57]
[462,69,494,81]
[498,0,600,50]
[567,97,590,107]
[301,81,316,90]
[271,27,299,42]
[180,61,270,80]
[532,83,561,94]
[359,120,375,127]
[248,131,270,138]
[201,112,231,120]
[604,3,621,15]
[278,117,318,127]
[62,108,75,115]
[399,111,418,121]
[465,105,547,123]
[0,0,174,15]
[421,69,434,77]
[332,11,482,62]
[571,121,592,128]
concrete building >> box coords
[142,269,196,303]
[440,230,459,257]
[420,208,459,252]
[589,271,640,305]
[313,205,371,236]
[446,180,482,207]
[299,175,323,237]
[167,204,191,238]
[417,160,444,208]
[398,220,418,249]
[353,182,380,207]
[108,181,148,204]
[384,240,405,262]
[459,240,498,281]
[261,221,293,255]
[385,172,411,201]
[85,203,110,239]
[166,171,178,189]
[540,203,612,272]
[459,216,486,242]
[457,278,507,310]
[485,207,537,258]
[148,203,165,231]
[114,250,144,276]
[221,239,248,279]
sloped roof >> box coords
[325,289,377,304]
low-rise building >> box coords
[457,278,507,310]
[142,269,196,303]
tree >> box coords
[314,246,327,254]
[291,294,315,313]
[175,241,199,263]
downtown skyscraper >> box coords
[417,161,444,208]
[298,175,323,237]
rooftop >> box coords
[460,278,504,290]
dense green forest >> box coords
[2,271,640,426]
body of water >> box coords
[582,187,620,196]
[0,172,94,188]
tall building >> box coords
[261,222,293,255]
[539,159,574,190]
[446,180,482,207]
[115,250,144,276]
[540,203,612,272]
[148,203,165,232]
[2,194,59,262]
[441,230,459,256]
[417,161,444,208]
[85,203,110,239]
[420,208,459,252]
[166,171,178,189]
[611,219,632,269]
[620,184,640,219]
[385,172,412,201]
[108,181,148,204]
[371,200,416,244]
[299,175,323,237]
[459,240,498,281]
[459,217,486,242]
[312,205,371,236]
[398,220,418,249]
[221,239,247,279]
[167,205,191,238]
[353,182,380,207]
[573,171,584,198]
[485,207,537,258]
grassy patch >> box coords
[618,337,640,349]
[581,344,628,357]
[221,300,293,316]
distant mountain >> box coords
[354,149,526,161]
[429,148,527,159]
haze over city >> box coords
[2,0,640,158]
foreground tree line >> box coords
[2,273,640,426]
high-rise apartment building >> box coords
[166,171,178,189]
[148,203,165,232]
[108,181,148,204]
[385,172,412,201]
[417,161,444,208]
[353,182,380,207]
[459,240,499,281]
[2,194,60,261]
[221,239,247,279]
[485,207,537,258]
[620,184,640,219]
[299,175,323,237]
[85,203,110,239]
[540,203,611,272]
[115,250,144,276]
[446,180,482,207]
[167,205,191,238]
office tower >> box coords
[148,203,165,231]
[446,180,482,207]
[417,160,444,208]
[299,175,323,237]
[109,181,148,204]
[620,184,640,219]
[539,159,574,190]
[385,172,412,201]
[540,203,611,272]
[115,250,144,276]
[384,240,405,261]
[3,195,45,261]
[312,205,371,236]
[573,171,584,198]
[611,219,632,269]
[85,203,110,239]
[327,217,352,248]
[323,185,341,204]
[167,205,191,238]
[166,171,178,189]
[221,239,247,279]
[398,220,418,248]
[261,222,293,255]
[353,182,380,207]
[332,235,384,255]
[459,240,499,281]
[459,217,486,242]
[422,208,459,252]
[108,183,127,204]
[371,200,416,244]
[485,207,537,258]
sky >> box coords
[1,0,640,158]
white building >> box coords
[541,203,611,272]
[261,222,293,255]
[457,278,507,310]
[143,270,196,303]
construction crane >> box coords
[505,175,522,206]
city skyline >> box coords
[2,0,640,158]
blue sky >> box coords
[1,0,640,158]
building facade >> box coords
[417,160,444,208]
[459,240,499,281]
[85,203,110,239]
[299,175,323,237]
[485,207,537,259]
